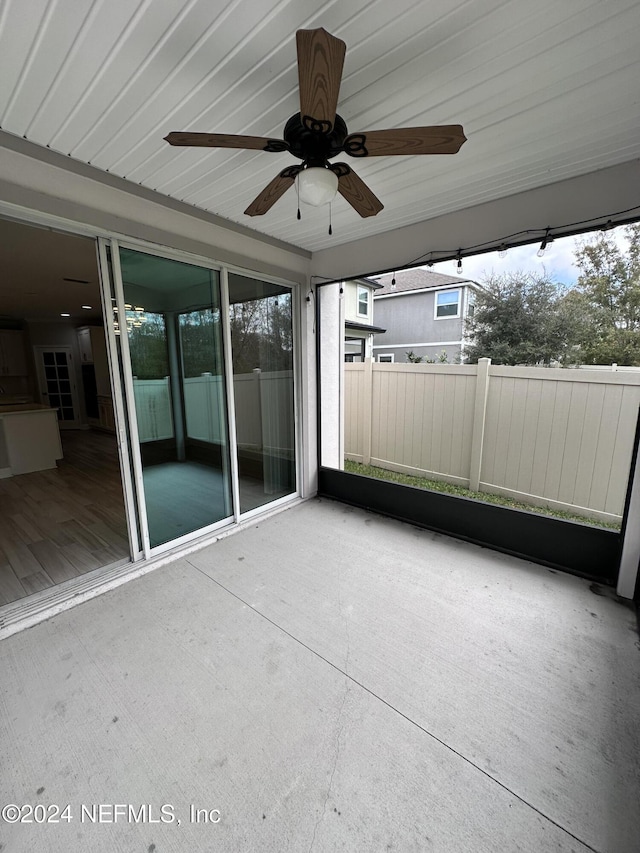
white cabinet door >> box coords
[77,326,93,363]
[0,330,27,376]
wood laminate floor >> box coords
[0,429,129,606]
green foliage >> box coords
[568,224,640,365]
[126,294,294,380]
[230,294,293,374]
[343,460,619,529]
[464,225,640,366]
[406,349,449,364]
[127,313,169,379]
[465,272,575,365]
[180,308,223,377]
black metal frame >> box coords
[317,466,620,583]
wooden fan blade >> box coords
[343,125,467,157]
[333,164,383,218]
[165,132,288,152]
[296,28,346,133]
[244,167,301,216]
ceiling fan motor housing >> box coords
[284,112,348,167]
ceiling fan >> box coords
[165,28,466,219]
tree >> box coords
[127,312,170,379]
[229,293,293,373]
[569,224,640,365]
[465,271,577,365]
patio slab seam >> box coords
[187,559,601,853]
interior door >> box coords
[33,345,81,429]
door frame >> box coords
[32,344,82,429]
[97,236,302,560]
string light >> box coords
[312,204,640,288]
[399,204,640,272]
[537,228,552,257]
[498,244,508,258]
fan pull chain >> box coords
[328,202,333,235]
[297,179,301,220]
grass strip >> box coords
[343,460,621,530]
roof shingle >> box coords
[372,268,475,296]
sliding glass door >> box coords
[118,248,232,548]
[228,273,296,513]
[102,244,298,554]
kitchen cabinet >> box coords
[76,326,110,394]
[0,330,27,376]
[97,395,115,432]
[77,326,93,363]
[0,404,63,477]
[77,326,115,432]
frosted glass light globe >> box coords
[296,167,339,207]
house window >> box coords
[378,353,394,363]
[357,286,369,317]
[435,289,460,318]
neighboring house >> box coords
[343,277,386,362]
[371,269,480,363]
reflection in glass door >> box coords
[228,273,296,513]
[118,248,232,548]
[34,347,81,428]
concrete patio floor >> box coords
[1,497,639,853]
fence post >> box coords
[253,368,263,450]
[469,358,491,491]
[362,358,373,465]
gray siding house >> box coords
[343,277,386,361]
[371,269,479,363]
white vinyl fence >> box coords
[344,359,640,524]
[132,370,294,455]
[132,378,173,441]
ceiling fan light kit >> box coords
[165,28,466,225]
[296,167,339,207]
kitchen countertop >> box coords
[0,403,56,415]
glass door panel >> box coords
[228,273,296,513]
[118,248,232,548]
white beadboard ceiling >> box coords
[0,0,639,254]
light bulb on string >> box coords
[537,229,552,258]
[456,254,463,275]
[498,244,508,258]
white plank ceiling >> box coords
[0,0,639,253]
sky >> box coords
[427,223,632,289]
